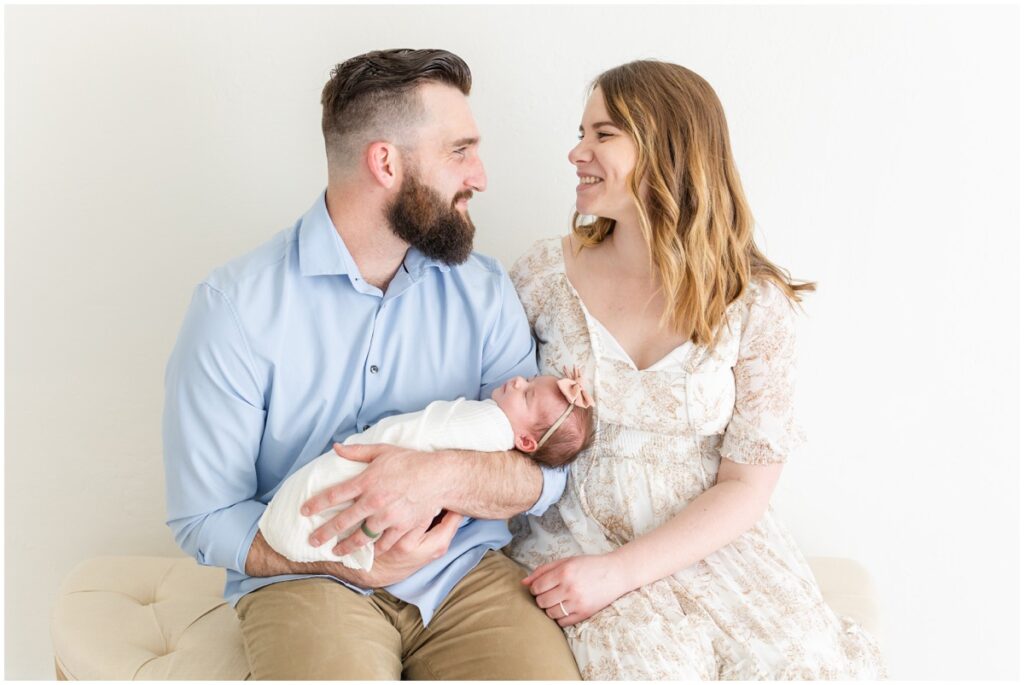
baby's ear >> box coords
[516,434,538,454]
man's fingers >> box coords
[301,479,363,517]
[423,510,462,555]
[373,527,404,555]
[308,504,370,547]
[333,442,384,463]
[332,524,377,557]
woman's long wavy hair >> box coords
[572,61,815,347]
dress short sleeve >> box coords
[720,280,806,465]
[509,237,562,328]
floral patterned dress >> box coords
[507,238,886,680]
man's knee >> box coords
[236,578,402,680]
[412,551,581,680]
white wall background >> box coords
[4,4,1018,680]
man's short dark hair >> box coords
[321,49,472,170]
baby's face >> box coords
[491,375,567,453]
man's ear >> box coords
[515,434,538,454]
[365,141,401,190]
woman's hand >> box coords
[521,553,633,627]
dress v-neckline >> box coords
[557,238,692,373]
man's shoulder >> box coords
[201,226,298,298]
[449,250,508,282]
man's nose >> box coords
[466,156,487,192]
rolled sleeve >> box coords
[524,463,568,516]
[163,283,267,574]
[170,499,266,573]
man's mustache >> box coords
[453,190,473,205]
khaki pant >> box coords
[235,550,581,680]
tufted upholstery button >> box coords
[51,556,250,680]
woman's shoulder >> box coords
[509,235,565,288]
[730,277,800,346]
[508,235,568,324]
[739,276,794,311]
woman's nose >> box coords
[568,140,590,165]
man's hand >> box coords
[345,510,463,587]
[301,443,454,557]
[245,510,463,588]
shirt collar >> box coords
[298,191,359,277]
[299,190,452,278]
[402,247,452,277]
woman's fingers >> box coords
[535,587,569,610]
[556,612,581,628]
[522,557,568,586]
[527,568,566,597]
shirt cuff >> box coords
[193,499,267,575]
[524,463,568,517]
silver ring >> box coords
[558,601,569,618]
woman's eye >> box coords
[596,132,612,139]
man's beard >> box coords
[385,170,476,265]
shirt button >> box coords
[362,424,370,431]
[370,365,379,374]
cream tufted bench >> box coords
[51,555,881,680]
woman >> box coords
[507,61,886,679]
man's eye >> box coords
[454,147,467,157]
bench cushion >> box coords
[51,554,879,680]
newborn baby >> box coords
[259,367,595,570]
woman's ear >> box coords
[365,141,401,189]
[515,433,539,454]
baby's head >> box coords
[491,369,595,467]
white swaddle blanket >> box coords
[258,397,514,570]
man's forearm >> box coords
[432,449,544,519]
[245,529,367,585]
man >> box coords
[163,49,581,679]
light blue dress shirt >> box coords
[163,191,567,625]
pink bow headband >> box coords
[536,366,594,449]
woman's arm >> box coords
[526,282,802,626]
[523,458,782,626]
[612,458,782,588]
